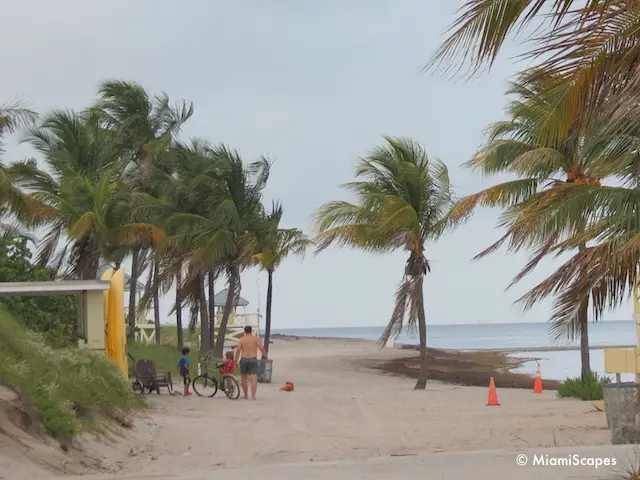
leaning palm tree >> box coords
[313,136,459,390]
[93,80,193,332]
[426,0,640,143]
[447,77,617,377]
[504,182,640,334]
[0,101,37,152]
[0,101,38,220]
[13,110,157,279]
[251,201,312,354]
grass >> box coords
[556,371,611,401]
[0,308,143,443]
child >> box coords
[177,347,192,396]
[220,350,235,375]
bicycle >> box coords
[192,355,240,400]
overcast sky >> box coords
[1,1,632,329]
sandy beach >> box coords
[1,337,611,479]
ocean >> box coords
[273,321,638,381]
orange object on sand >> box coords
[487,377,499,406]
[533,362,543,394]
[280,381,294,392]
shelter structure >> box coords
[0,280,110,351]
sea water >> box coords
[273,321,638,381]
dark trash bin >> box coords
[603,382,640,444]
[258,359,273,384]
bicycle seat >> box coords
[216,363,224,368]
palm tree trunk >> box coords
[264,270,273,354]
[414,277,428,390]
[153,261,161,345]
[208,270,215,349]
[578,242,591,379]
[213,266,239,358]
[128,248,140,334]
[175,267,184,350]
[198,276,210,353]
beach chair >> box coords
[133,359,173,395]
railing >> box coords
[216,312,260,327]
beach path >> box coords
[6,337,613,479]
[46,445,637,480]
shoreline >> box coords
[271,334,633,354]
[272,334,562,389]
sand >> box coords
[0,337,611,479]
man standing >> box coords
[235,326,268,400]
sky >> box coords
[0,1,633,329]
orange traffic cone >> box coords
[487,377,500,406]
[533,362,543,394]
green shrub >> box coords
[557,371,612,401]
[0,309,143,441]
[0,236,77,346]
[128,342,197,372]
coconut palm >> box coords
[12,110,158,280]
[0,102,41,221]
[94,80,193,332]
[505,182,640,332]
[0,101,37,153]
[447,77,618,377]
[426,0,640,142]
[206,147,269,358]
[251,202,312,354]
[313,136,459,390]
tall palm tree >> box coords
[426,0,640,143]
[251,202,311,354]
[0,101,38,224]
[0,101,37,153]
[13,110,158,280]
[313,137,459,390]
[94,80,193,332]
[448,78,615,377]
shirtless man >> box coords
[234,326,268,400]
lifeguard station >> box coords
[214,288,261,344]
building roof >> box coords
[213,288,249,307]
[0,280,110,296]
[97,263,145,291]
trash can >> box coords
[258,359,273,384]
[603,382,640,444]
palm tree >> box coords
[94,80,193,333]
[313,136,459,390]
[251,202,311,354]
[426,1,640,142]
[504,182,640,333]
[0,101,39,226]
[447,78,615,377]
[0,101,37,152]
[12,110,158,280]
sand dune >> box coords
[0,337,610,479]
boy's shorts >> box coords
[182,374,190,385]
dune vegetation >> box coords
[0,310,142,443]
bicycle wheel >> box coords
[222,375,240,400]
[192,374,218,397]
